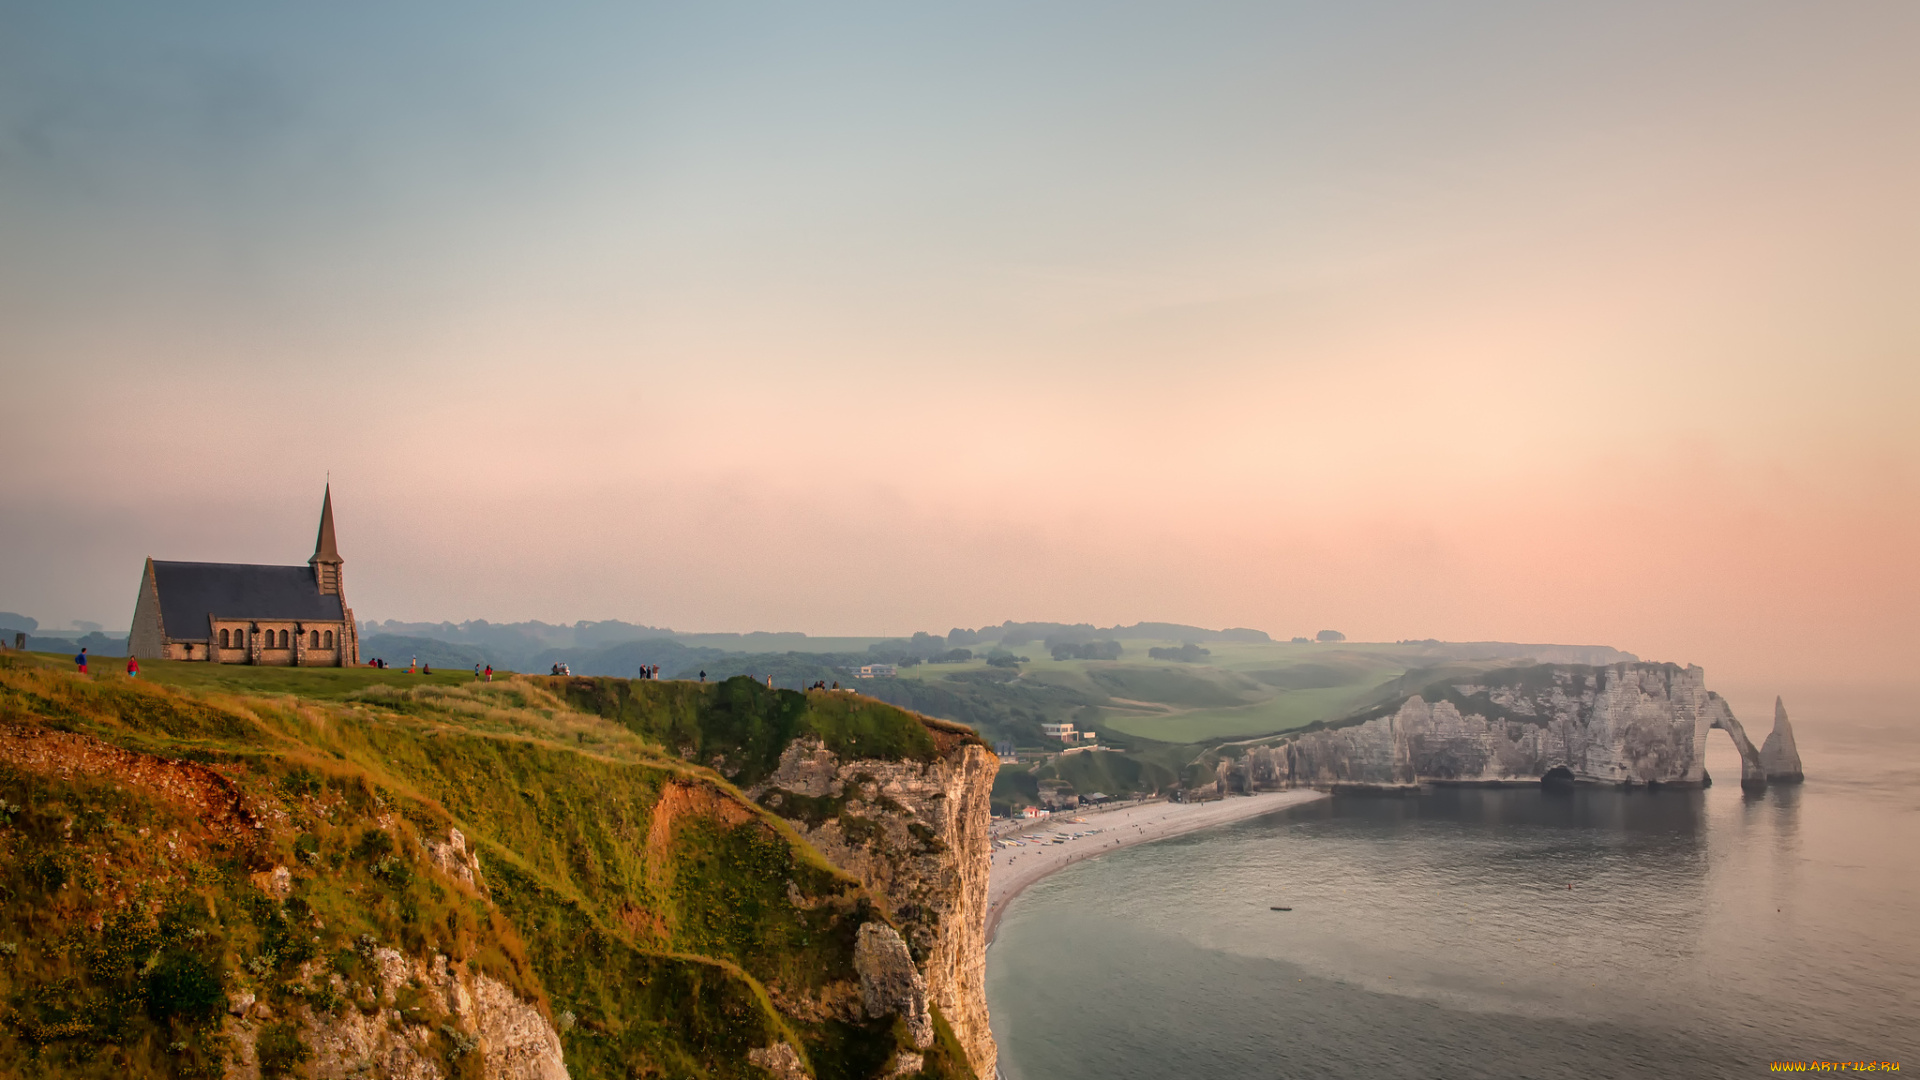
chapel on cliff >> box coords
[127,487,360,666]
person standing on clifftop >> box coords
[126,655,139,678]
[75,647,88,675]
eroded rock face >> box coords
[854,922,933,1049]
[1235,664,1797,790]
[425,826,486,894]
[1760,697,1806,783]
[750,732,998,1078]
[223,947,567,1080]
[748,1042,811,1080]
[1708,707,1769,791]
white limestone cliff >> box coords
[750,730,998,1079]
[1233,663,1802,791]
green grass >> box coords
[1101,684,1389,742]
[907,642,1429,744]
[79,652,496,701]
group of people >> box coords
[636,664,663,680]
[73,647,140,679]
[363,657,454,675]
[548,662,573,676]
[806,680,842,691]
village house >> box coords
[127,487,360,666]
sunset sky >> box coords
[2,2,1914,687]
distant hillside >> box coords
[1395,640,1638,665]
[358,632,490,669]
[5,631,128,657]
[351,618,1285,672]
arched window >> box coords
[310,630,321,648]
[220,629,230,648]
[282,630,291,649]
[324,630,334,648]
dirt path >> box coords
[985,788,1328,943]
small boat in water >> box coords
[1270,906,1292,911]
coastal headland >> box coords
[986,789,1328,942]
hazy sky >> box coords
[2,2,1914,686]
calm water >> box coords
[987,687,1920,1079]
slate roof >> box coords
[151,561,346,639]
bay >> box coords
[986,684,1920,1079]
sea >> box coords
[985,685,1919,1079]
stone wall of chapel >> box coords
[148,618,351,665]
[341,609,358,666]
[128,561,168,659]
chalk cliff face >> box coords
[1234,664,1803,790]
[751,725,999,1080]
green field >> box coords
[897,640,1506,744]
[27,652,497,701]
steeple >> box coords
[310,484,343,594]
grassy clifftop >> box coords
[0,654,978,1080]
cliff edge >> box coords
[555,678,999,1080]
[0,657,989,1080]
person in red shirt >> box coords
[126,655,140,678]
[484,665,493,682]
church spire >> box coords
[311,484,342,568]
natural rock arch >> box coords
[1709,712,1770,792]
[1709,697,1804,792]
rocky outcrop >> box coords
[751,727,998,1079]
[748,1042,811,1080]
[855,923,934,1049]
[425,825,486,893]
[1232,664,1802,791]
[1760,697,1805,783]
[223,948,566,1080]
